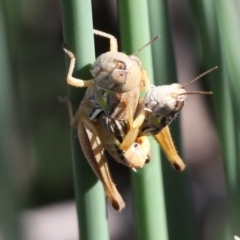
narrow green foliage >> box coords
[148,1,195,239]
[216,1,240,238]
[0,2,22,240]
[189,0,240,238]
[60,1,109,239]
[148,0,176,84]
[118,1,168,240]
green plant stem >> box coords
[0,2,22,240]
[148,1,195,240]
[60,1,109,239]
[189,0,240,238]
[148,0,176,84]
[216,0,240,237]
[118,1,168,240]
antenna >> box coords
[130,35,160,56]
[183,66,218,87]
[179,90,213,96]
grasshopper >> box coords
[62,30,154,169]
[61,30,156,210]
[130,67,217,170]
[62,30,215,210]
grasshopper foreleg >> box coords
[63,47,94,88]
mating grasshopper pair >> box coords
[61,30,216,211]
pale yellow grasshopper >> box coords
[124,67,217,170]
[61,29,216,210]
[62,30,154,169]
[61,30,157,210]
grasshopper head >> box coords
[144,84,187,115]
[141,65,215,135]
[90,52,142,93]
[141,84,187,134]
[143,66,217,126]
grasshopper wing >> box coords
[78,117,125,211]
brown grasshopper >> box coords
[61,30,157,211]
[123,67,217,170]
[61,30,216,210]
[62,30,154,169]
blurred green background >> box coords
[1,0,240,240]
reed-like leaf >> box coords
[118,1,168,239]
[148,0,195,239]
[60,1,109,239]
[216,1,240,238]
[189,0,240,238]
[0,2,23,240]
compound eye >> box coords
[110,69,128,84]
[90,65,101,77]
[129,55,141,66]
[175,100,184,111]
[134,143,139,148]
[113,60,126,70]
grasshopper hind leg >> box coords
[154,126,186,171]
[60,96,126,211]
